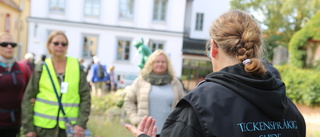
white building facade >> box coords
[28,0,185,86]
[181,0,230,90]
[27,0,230,89]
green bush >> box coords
[91,89,126,114]
[288,11,320,68]
[276,65,320,106]
[88,89,130,136]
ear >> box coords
[211,39,218,58]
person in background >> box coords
[36,54,47,64]
[0,32,31,137]
[89,57,109,96]
[22,52,35,73]
[85,59,94,88]
[123,49,185,137]
[21,30,91,137]
[85,59,94,75]
[78,57,85,71]
[107,65,117,92]
[125,10,305,137]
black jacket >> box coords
[160,63,305,137]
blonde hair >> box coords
[209,10,266,75]
[46,31,68,54]
[141,49,175,78]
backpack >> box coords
[97,64,105,79]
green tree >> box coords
[230,0,320,60]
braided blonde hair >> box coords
[209,10,266,75]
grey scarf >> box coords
[143,72,172,85]
[0,55,16,72]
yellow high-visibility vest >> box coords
[33,57,80,129]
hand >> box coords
[125,116,157,137]
[30,98,36,106]
[74,125,85,137]
[25,131,36,137]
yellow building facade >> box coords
[0,0,30,60]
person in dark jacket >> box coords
[0,32,31,137]
[125,10,306,137]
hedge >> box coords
[276,65,320,106]
[288,11,320,68]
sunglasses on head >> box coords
[52,42,68,47]
[0,42,17,48]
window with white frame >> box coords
[49,0,65,13]
[148,40,164,52]
[84,0,100,17]
[195,13,204,31]
[119,0,134,19]
[152,0,167,21]
[116,39,131,61]
[82,35,98,57]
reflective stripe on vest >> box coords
[34,112,78,121]
[36,98,80,107]
[33,57,80,129]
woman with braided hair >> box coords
[125,10,306,137]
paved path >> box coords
[296,104,320,132]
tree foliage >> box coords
[288,11,320,68]
[230,0,320,59]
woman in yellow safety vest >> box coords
[21,31,91,137]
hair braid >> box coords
[209,10,266,75]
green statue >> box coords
[134,39,152,69]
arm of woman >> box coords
[21,63,42,135]
[123,78,140,126]
[160,100,204,137]
[76,69,91,128]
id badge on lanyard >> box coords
[61,82,68,93]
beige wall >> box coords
[18,0,30,60]
[0,3,19,38]
[0,0,30,60]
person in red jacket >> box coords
[0,32,31,137]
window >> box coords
[84,0,100,17]
[5,14,10,32]
[49,0,65,13]
[148,40,164,52]
[153,0,167,21]
[181,59,212,91]
[195,13,204,31]
[119,0,134,19]
[116,39,131,61]
[82,35,98,57]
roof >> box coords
[182,37,207,55]
[0,0,20,11]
